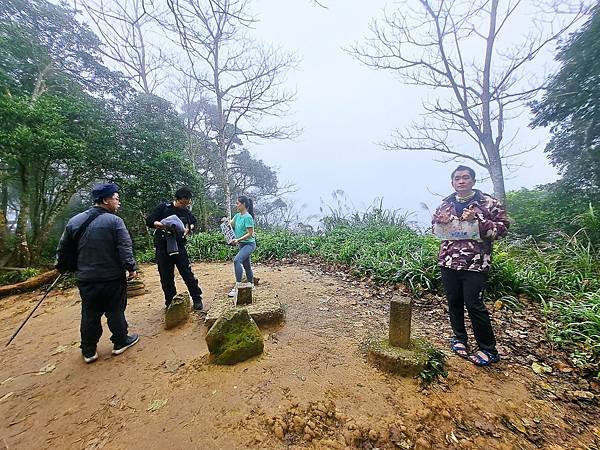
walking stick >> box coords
[5,273,62,347]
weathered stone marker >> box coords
[165,292,190,329]
[235,282,253,306]
[366,295,435,377]
[389,296,412,348]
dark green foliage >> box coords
[185,233,237,262]
[0,267,40,286]
[507,186,599,243]
[531,5,600,194]
[0,0,126,96]
[185,223,598,301]
[112,93,204,237]
[419,345,448,387]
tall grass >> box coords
[544,291,600,372]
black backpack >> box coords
[56,209,106,273]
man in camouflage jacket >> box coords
[432,165,509,366]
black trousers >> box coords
[79,277,128,355]
[440,267,497,354]
[155,240,202,305]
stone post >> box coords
[389,296,412,348]
[235,282,253,306]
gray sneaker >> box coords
[112,334,139,355]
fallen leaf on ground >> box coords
[501,415,527,434]
[445,431,459,444]
[36,364,56,375]
[538,382,554,392]
[555,361,573,373]
[51,345,68,355]
[0,392,14,403]
[1,377,14,386]
[570,390,594,400]
[531,362,552,375]
[147,399,168,412]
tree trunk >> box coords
[219,145,232,218]
[0,181,8,258]
[197,194,208,232]
[488,154,506,204]
[29,206,65,263]
[213,39,232,218]
[15,165,31,266]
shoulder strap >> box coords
[73,208,106,244]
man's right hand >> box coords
[433,212,452,224]
[153,221,166,229]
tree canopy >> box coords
[532,6,600,194]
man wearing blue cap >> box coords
[57,183,139,363]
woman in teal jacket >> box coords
[227,196,256,297]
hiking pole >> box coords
[5,273,62,347]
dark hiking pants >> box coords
[440,267,497,355]
[155,240,202,306]
[79,277,128,355]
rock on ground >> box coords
[205,308,264,365]
[165,293,190,329]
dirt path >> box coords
[0,262,598,450]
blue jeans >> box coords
[234,242,256,282]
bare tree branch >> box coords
[164,0,299,214]
[349,0,590,201]
[77,0,171,94]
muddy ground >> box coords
[0,261,598,450]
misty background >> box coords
[245,0,562,225]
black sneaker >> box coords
[193,299,204,311]
[83,351,98,364]
[112,334,139,355]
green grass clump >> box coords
[0,268,41,286]
[419,345,448,387]
[543,291,600,376]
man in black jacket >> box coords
[145,187,203,310]
[57,183,139,364]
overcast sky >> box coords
[240,0,569,226]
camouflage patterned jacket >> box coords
[433,190,509,272]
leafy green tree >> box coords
[0,92,121,263]
[230,150,278,199]
[0,0,128,264]
[0,0,126,98]
[112,93,204,237]
[532,6,600,194]
[507,185,599,244]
